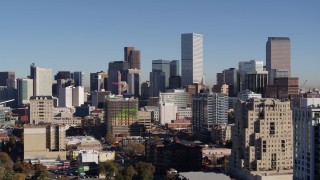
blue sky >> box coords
[0,1,319,88]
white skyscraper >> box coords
[59,86,73,107]
[17,78,33,105]
[72,86,84,107]
[127,69,141,97]
[31,65,53,96]
[181,33,203,87]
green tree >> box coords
[13,161,33,175]
[105,134,116,145]
[122,165,137,180]
[135,162,155,180]
[0,152,14,169]
[99,161,118,180]
[124,142,145,157]
[33,164,48,180]
[14,173,26,180]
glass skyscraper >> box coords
[181,33,203,87]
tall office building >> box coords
[152,59,170,88]
[30,64,53,96]
[73,71,84,87]
[247,70,268,97]
[170,60,180,76]
[266,77,299,99]
[0,72,15,86]
[215,68,238,97]
[169,76,182,89]
[104,95,138,136]
[229,98,293,179]
[293,99,320,180]
[266,37,291,78]
[29,96,54,124]
[239,60,264,91]
[124,47,141,70]
[72,86,84,107]
[149,71,165,97]
[140,81,150,100]
[108,69,122,95]
[181,33,203,87]
[90,71,108,92]
[109,61,129,82]
[17,78,33,105]
[59,86,73,107]
[127,69,141,97]
[54,71,72,80]
[192,92,228,138]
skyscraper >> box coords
[0,72,15,86]
[181,33,203,87]
[30,64,53,96]
[127,69,141,97]
[90,71,108,92]
[17,78,33,105]
[192,92,228,139]
[124,47,141,70]
[170,60,180,76]
[73,71,84,87]
[238,60,264,92]
[266,37,291,77]
[152,59,170,88]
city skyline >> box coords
[0,1,319,88]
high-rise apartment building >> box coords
[17,78,33,105]
[29,96,54,124]
[293,99,320,180]
[104,95,138,137]
[30,64,53,96]
[192,92,228,138]
[181,33,203,87]
[0,72,15,86]
[229,98,293,179]
[124,47,141,70]
[266,37,291,78]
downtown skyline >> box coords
[0,1,319,88]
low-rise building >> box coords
[211,124,233,145]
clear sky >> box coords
[0,1,319,88]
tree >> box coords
[135,162,155,180]
[124,142,145,157]
[13,162,33,175]
[99,161,118,180]
[105,134,116,145]
[33,164,48,180]
[0,152,14,169]
[123,165,137,180]
[13,173,26,180]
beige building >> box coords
[30,96,54,124]
[138,111,152,133]
[228,98,293,180]
[211,124,233,145]
[24,125,66,160]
